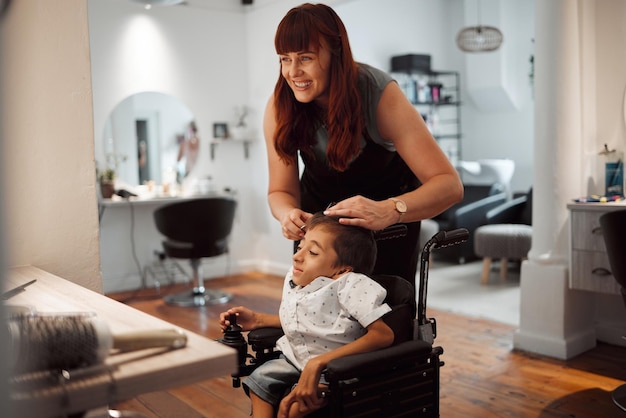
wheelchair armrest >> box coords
[247,327,284,351]
[324,339,434,381]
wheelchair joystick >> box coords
[218,313,248,387]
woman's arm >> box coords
[325,81,463,230]
[264,97,312,239]
[378,81,463,221]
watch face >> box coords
[395,200,407,213]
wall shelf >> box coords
[210,138,253,160]
[391,68,462,165]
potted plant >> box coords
[230,105,251,140]
[99,168,116,199]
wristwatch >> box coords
[389,198,407,223]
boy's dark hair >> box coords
[306,212,377,274]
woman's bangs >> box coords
[275,13,319,54]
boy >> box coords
[219,213,394,418]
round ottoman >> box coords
[474,224,532,284]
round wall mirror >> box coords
[100,91,196,186]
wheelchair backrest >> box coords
[372,274,416,346]
[372,274,416,315]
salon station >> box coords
[96,91,249,294]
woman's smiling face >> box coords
[279,42,331,107]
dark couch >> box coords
[433,183,507,263]
[485,188,532,226]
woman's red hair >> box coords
[272,3,363,172]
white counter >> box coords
[98,192,235,293]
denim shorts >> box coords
[243,355,301,406]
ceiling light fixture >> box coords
[456,1,503,53]
[129,0,185,8]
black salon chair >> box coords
[220,228,469,417]
[154,197,237,307]
[599,209,626,412]
[433,183,507,263]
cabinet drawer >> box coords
[570,211,606,251]
[570,249,620,294]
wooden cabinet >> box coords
[568,202,626,294]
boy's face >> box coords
[292,226,349,286]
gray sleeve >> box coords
[358,63,397,151]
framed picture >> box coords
[213,122,229,139]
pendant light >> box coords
[456,0,503,53]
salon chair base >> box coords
[164,286,231,307]
[613,383,626,412]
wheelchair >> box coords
[219,227,469,418]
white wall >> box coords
[461,0,535,193]
[246,0,535,275]
[89,0,262,289]
[91,0,535,288]
[2,0,101,292]
[0,3,12,415]
[586,0,626,193]
[581,0,626,348]
[337,0,534,194]
[248,0,535,195]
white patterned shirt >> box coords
[276,268,391,371]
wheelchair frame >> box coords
[219,227,468,418]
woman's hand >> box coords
[280,208,313,240]
[324,195,398,231]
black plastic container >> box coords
[391,54,431,73]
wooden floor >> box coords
[106,272,626,417]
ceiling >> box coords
[126,0,349,13]
[149,0,276,12]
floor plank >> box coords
[106,272,626,417]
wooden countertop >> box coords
[5,266,236,417]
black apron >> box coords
[298,136,422,288]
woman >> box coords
[177,120,200,179]
[264,3,463,287]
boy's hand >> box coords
[218,306,256,332]
[277,382,326,418]
[278,360,326,417]
[219,307,281,333]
